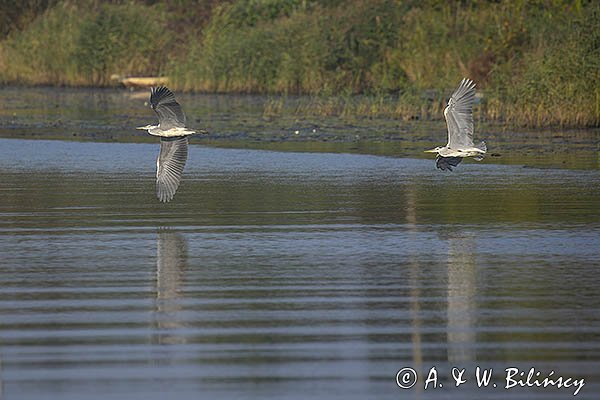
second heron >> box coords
[425,78,487,171]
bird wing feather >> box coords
[436,156,463,171]
[150,86,186,130]
[156,137,188,203]
[444,78,476,149]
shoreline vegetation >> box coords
[0,0,599,128]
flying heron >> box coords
[137,86,205,202]
[425,78,487,171]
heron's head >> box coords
[424,146,444,153]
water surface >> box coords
[0,137,599,399]
[0,86,598,169]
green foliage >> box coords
[75,4,169,84]
[0,1,170,86]
[224,0,313,26]
[0,2,81,84]
[0,0,58,38]
[172,2,329,94]
[0,0,599,127]
[495,5,600,127]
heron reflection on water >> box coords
[154,229,188,345]
[445,233,477,363]
[137,86,207,202]
[425,78,487,171]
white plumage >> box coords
[425,78,487,171]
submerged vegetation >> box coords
[0,0,599,128]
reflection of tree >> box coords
[154,229,188,345]
[446,233,477,363]
[406,187,423,395]
[0,352,3,398]
[406,181,478,366]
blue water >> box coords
[0,138,599,399]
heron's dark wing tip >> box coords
[150,86,176,108]
[150,86,186,128]
[436,156,463,171]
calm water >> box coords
[0,87,600,399]
[0,137,599,400]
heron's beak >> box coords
[136,126,146,130]
[424,148,437,153]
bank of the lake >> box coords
[0,87,598,170]
[1,0,599,128]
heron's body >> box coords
[435,146,486,158]
[137,86,206,202]
[425,78,487,171]
[140,125,196,137]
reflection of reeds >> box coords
[485,97,600,129]
[264,89,599,128]
[262,93,448,123]
[290,93,445,121]
[263,97,285,118]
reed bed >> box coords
[1,0,598,128]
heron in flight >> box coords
[137,86,204,202]
[425,78,487,171]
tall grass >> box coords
[0,0,598,127]
[488,3,600,127]
[171,0,599,126]
[0,1,171,86]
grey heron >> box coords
[137,86,204,202]
[425,78,487,171]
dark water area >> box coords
[0,87,600,399]
[0,86,598,170]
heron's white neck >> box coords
[136,124,158,131]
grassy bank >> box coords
[0,0,599,128]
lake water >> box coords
[0,88,599,399]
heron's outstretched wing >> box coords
[436,156,463,171]
[150,86,186,130]
[444,78,476,149]
[156,137,188,202]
